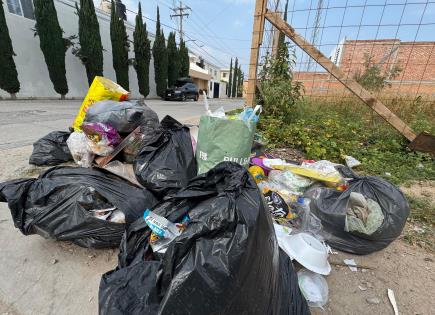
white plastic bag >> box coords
[66,132,94,168]
[298,269,329,308]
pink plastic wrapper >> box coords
[82,122,122,147]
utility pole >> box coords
[171,1,191,41]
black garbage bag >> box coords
[99,162,309,315]
[133,116,197,198]
[84,100,159,134]
[305,167,410,255]
[0,167,158,248]
[29,131,73,166]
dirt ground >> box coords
[0,144,434,314]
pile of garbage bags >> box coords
[0,167,158,248]
[250,158,410,255]
[0,77,411,313]
[99,162,309,315]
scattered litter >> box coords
[344,155,361,168]
[298,269,329,308]
[343,258,358,272]
[358,285,367,291]
[51,258,58,265]
[366,297,381,305]
[143,209,190,254]
[282,232,331,275]
[385,172,391,176]
[417,162,424,169]
[388,288,399,315]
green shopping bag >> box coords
[196,106,261,174]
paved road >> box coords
[0,98,243,150]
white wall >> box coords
[0,0,157,99]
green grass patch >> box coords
[258,97,435,184]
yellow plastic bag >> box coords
[271,164,343,187]
[73,76,129,131]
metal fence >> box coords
[257,0,435,102]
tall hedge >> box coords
[231,57,238,98]
[0,0,20,97]
[110,0,129,90]
[75,0,104,85]
[152,7,168,97]
[133,2,151,97]
[167,32,180,87]
[227,57,233,97]
[33,0,69,97]
[178,39,189,77]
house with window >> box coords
[220,69,230,83]
[188,53,226,98]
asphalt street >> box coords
[0,98,243,150]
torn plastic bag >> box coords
[84,100,159,135]
[133,116,197,198]
[29,131,73,166]
[99,162,309,315]
[305,167,410,255]
[0,167,158,248]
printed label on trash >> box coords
[223,156,250,165]
[264,191,290,218]
[143,209,168,237]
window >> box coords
[214,70,217,76]
[222,73,227,78]
[6,0,34,19]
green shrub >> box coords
[259,98,435,184]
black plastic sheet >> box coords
[134,116,197,198]
[305,167,410,255]
[29,131,73,166]
[84,100,159,135]
[99,162,309,315]
[0,167,158,248]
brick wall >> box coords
[295,39,435,98]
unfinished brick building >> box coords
[295,39,435,99]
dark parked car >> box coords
[165,78,199,101]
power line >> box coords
[170,1,191,41]
[124,5,228,67]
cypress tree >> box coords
[227,58,233,97]
[231,58,238,98]
[238,67,243,97]
[153,7,168,97]
[178,39,189,77]
[133,2,151,97]
[167,32,179,87]
[33,0,69,98]
[0,0,20,98]
[110,0,129,90]
[75,0,104,85]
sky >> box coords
[95,0,435,75]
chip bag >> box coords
[73,76,129,132]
